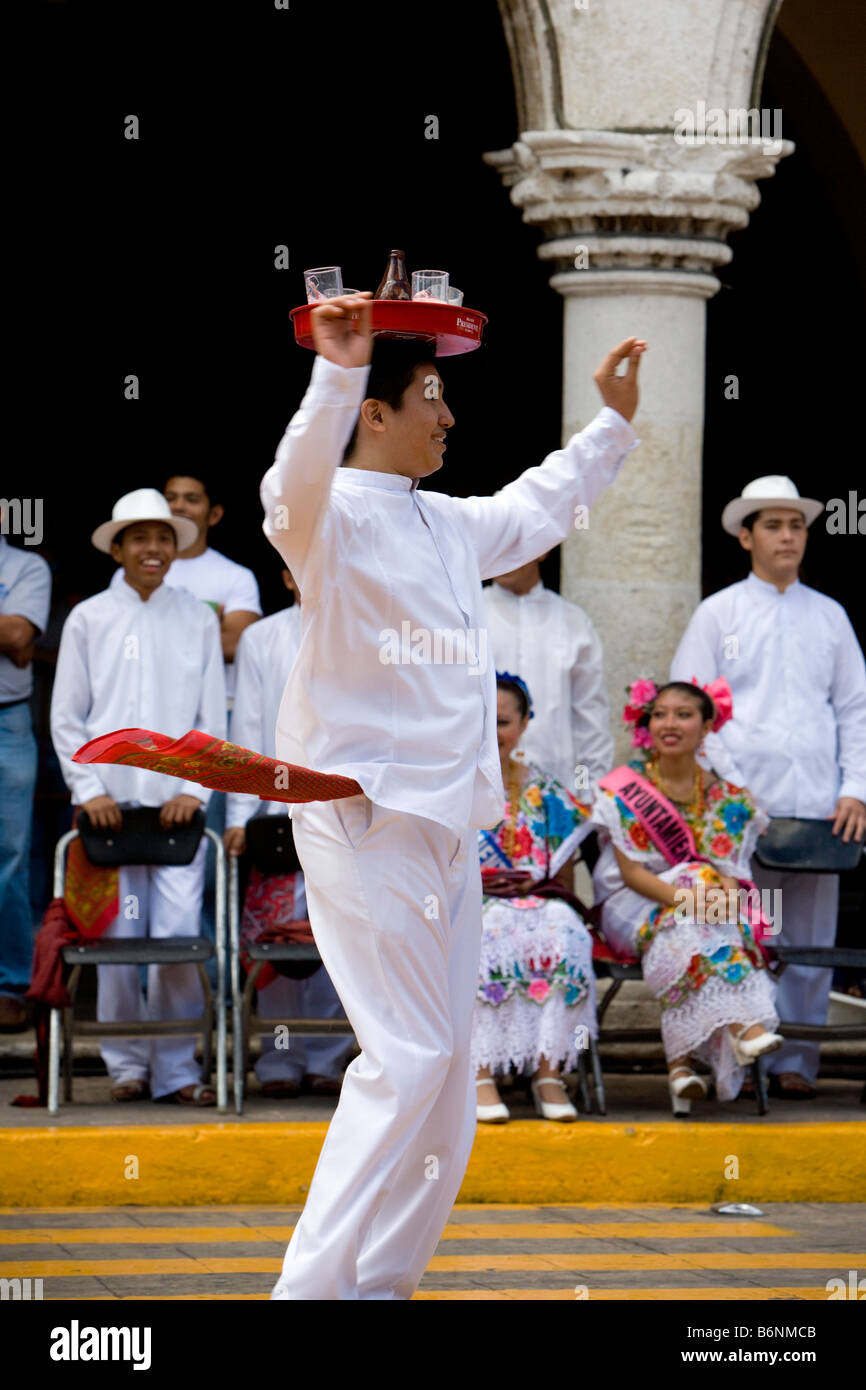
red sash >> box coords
[598,765,773,945]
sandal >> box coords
[155,1083,217,1106]
[111,1080,150,1102]
[304,1074,341,1095]
[768,1071,817,1101]
[261,1080,301,1099]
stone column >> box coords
[484,0,791,759]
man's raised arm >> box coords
[260,293,374,575]
[451,338,646,581]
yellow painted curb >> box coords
[0,1121,863,1206]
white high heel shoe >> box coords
[476,1078,510,1124]
[730,1027,784,1067]
[668,1066,708,1117]
[530,1076,578,1122]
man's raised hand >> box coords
[593,337,647,423]
[310,292,374,369]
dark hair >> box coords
[638,681,714,727]
[496,674,531,720]
[111,520,178,551]
[341,338,438,463]
[740,510,759,532]
[163,473,221,507]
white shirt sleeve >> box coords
[447,407,639,581]
[226,626,263,828]
[50,610,109,806]
[830,609,866,804]
[570,614,614,785]
[670,603,745,786]
[260,355,371,580]
[222,564,262,617]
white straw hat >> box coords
[721,476,823,536]
[91,488,199,554]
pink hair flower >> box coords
[631,726,655,750]
[629,678,657,706]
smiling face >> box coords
[739,507,807,583]
[647,688,712,758]
[110,520,177,595]
[497,687,530,762]
[164,476,223,549]
[357,362,455,479]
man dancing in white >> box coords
[263,291,645,1300]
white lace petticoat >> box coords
[472,897,598,1075]
[643,918,779,1100]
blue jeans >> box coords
[0,701,37,997]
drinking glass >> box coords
[411,270,449,303]
[304,266,343,302]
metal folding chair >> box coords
[581,833,771,1115]
[754,818,866,1090]
[47,822,228,1113]
[228,815,354,1115]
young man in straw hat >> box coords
[261,290,645,1300]
[50,488,226,1104]
[671,475,866,1098]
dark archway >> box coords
[703,7,866,641]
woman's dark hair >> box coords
[341,338,437,463]
[638,681,714,728]
[496,674,531,720]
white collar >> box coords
[746,571,801,598]
[336,468,418,493]
[109,567,168,605]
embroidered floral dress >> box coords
[590,764,778,1099]
[472,761,597,1076]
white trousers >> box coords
[271,795,482,1301]
[97,840,208,1099]
[751,865,840,1082]
[256,970,350,1083]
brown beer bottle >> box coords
[375,249,412,300]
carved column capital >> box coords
[484,129,792,280]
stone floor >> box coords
[1,1202,863,1300]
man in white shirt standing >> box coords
[224,565,351,1098]
[262,289,645,1300]
[162,473,263,951]
[671,476,866,1098]
[484,555,613,791]
[50,489,226,1104]
[162,474,262,704]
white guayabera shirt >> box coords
[483,580,614,791]
[226,604,302,829]
[50,570,227,808]
[261,354,638,835]
[671,572,866,817]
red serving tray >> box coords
[290,299,487,356]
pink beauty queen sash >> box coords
[598,765,773,947]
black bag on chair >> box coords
[76,804,206,866]
[753,817,863,874]
[245,815,302,875]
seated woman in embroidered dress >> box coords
[589,678,783,1114]
[474,672,597,1124]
